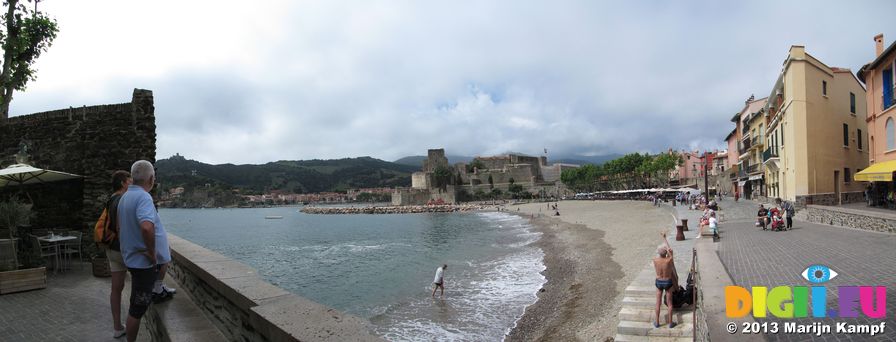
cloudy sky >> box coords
[10,0,896,164]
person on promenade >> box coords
[432,264,447,298]
[757,204,768,230]
[708,211,718,236]
[775,198,794,230]
[107,171,131,339]
[118,160,173,342]
[654,232,678,328]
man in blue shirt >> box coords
[117,160,174,342]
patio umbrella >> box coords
[0,164,82,188]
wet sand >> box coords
[505,201,674,341]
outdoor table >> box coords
[38,234,76,274]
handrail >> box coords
[692,247,698,342]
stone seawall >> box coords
[159,234,382,342]
[797,205,896,234]
[302,204,492,214]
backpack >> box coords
[93,195,121,247]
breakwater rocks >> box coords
[301,204,495,214]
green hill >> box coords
[155,154,416,194]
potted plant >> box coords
[0,199,45,294]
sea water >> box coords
[160,207,545,341]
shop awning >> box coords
[854,160,896,182]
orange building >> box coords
[856,34,896,182]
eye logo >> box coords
[802,264,838,284]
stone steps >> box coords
[613,333,694,342]
[617,320,693,337]
[619,306,693,323]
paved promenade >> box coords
[0,264,149,342]
[714,199,896,341]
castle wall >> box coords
[0,89,157,234]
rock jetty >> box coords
[300,204,494,214]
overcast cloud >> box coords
[9,0,896,164]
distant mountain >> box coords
[393,155,474,169]
[156,154,417,194]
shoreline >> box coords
[505,213,623,341]
[506,200,673,341]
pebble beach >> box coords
[506,200,674,341]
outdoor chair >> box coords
[29,234,58,273]
[60,231,83,269]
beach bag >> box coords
[93,195,120,247]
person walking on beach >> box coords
[106,171,131,339]
[654,232,678,328]
[432,264,447,298]
[118,160,173,342]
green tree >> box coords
[487,174,494,189]
[432,166,452,190]
[467,159,486,172]
[0,0,59,120]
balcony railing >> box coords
[741,138,752,152]
[762,149,779,162]
[747,164,759,174]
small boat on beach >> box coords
[265,215,284,219]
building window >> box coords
[843,123,849,147]
[850,92,856,114]
[885,67,894,109]
[888,118,895,150]
[858,129,863,150]
[823,80,827,96]
[844,168,851,183]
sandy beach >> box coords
[505,200,675,341]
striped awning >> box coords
[854,160,896,182]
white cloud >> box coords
[9,0,896,164]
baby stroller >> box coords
[769,208,785,231]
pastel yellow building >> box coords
[736,97,768,199]
[763,46,868,205]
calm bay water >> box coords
[159,207,545,341]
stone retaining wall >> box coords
[163,234,382,342]
[797,205,896,234]
[795,191,864,207]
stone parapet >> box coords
[797,205,896,234]
[164,234,382,342]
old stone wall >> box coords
[795,191,864,207]
[796,205,896,234]
[0,89,156,239]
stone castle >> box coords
[391,148,577,205]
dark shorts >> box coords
[656,279,673,291]
[434,282,443,287]
[128,266,158,319]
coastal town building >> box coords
[855,34,896,184]
[762,46,868,205]
[725,96,768,200]
[741,97,769,199]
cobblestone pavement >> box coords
[0,263,150,342]
[717,215,896,341]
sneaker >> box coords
[152,288,174,303]
[161,284,177,294]
[113,329,126,338]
